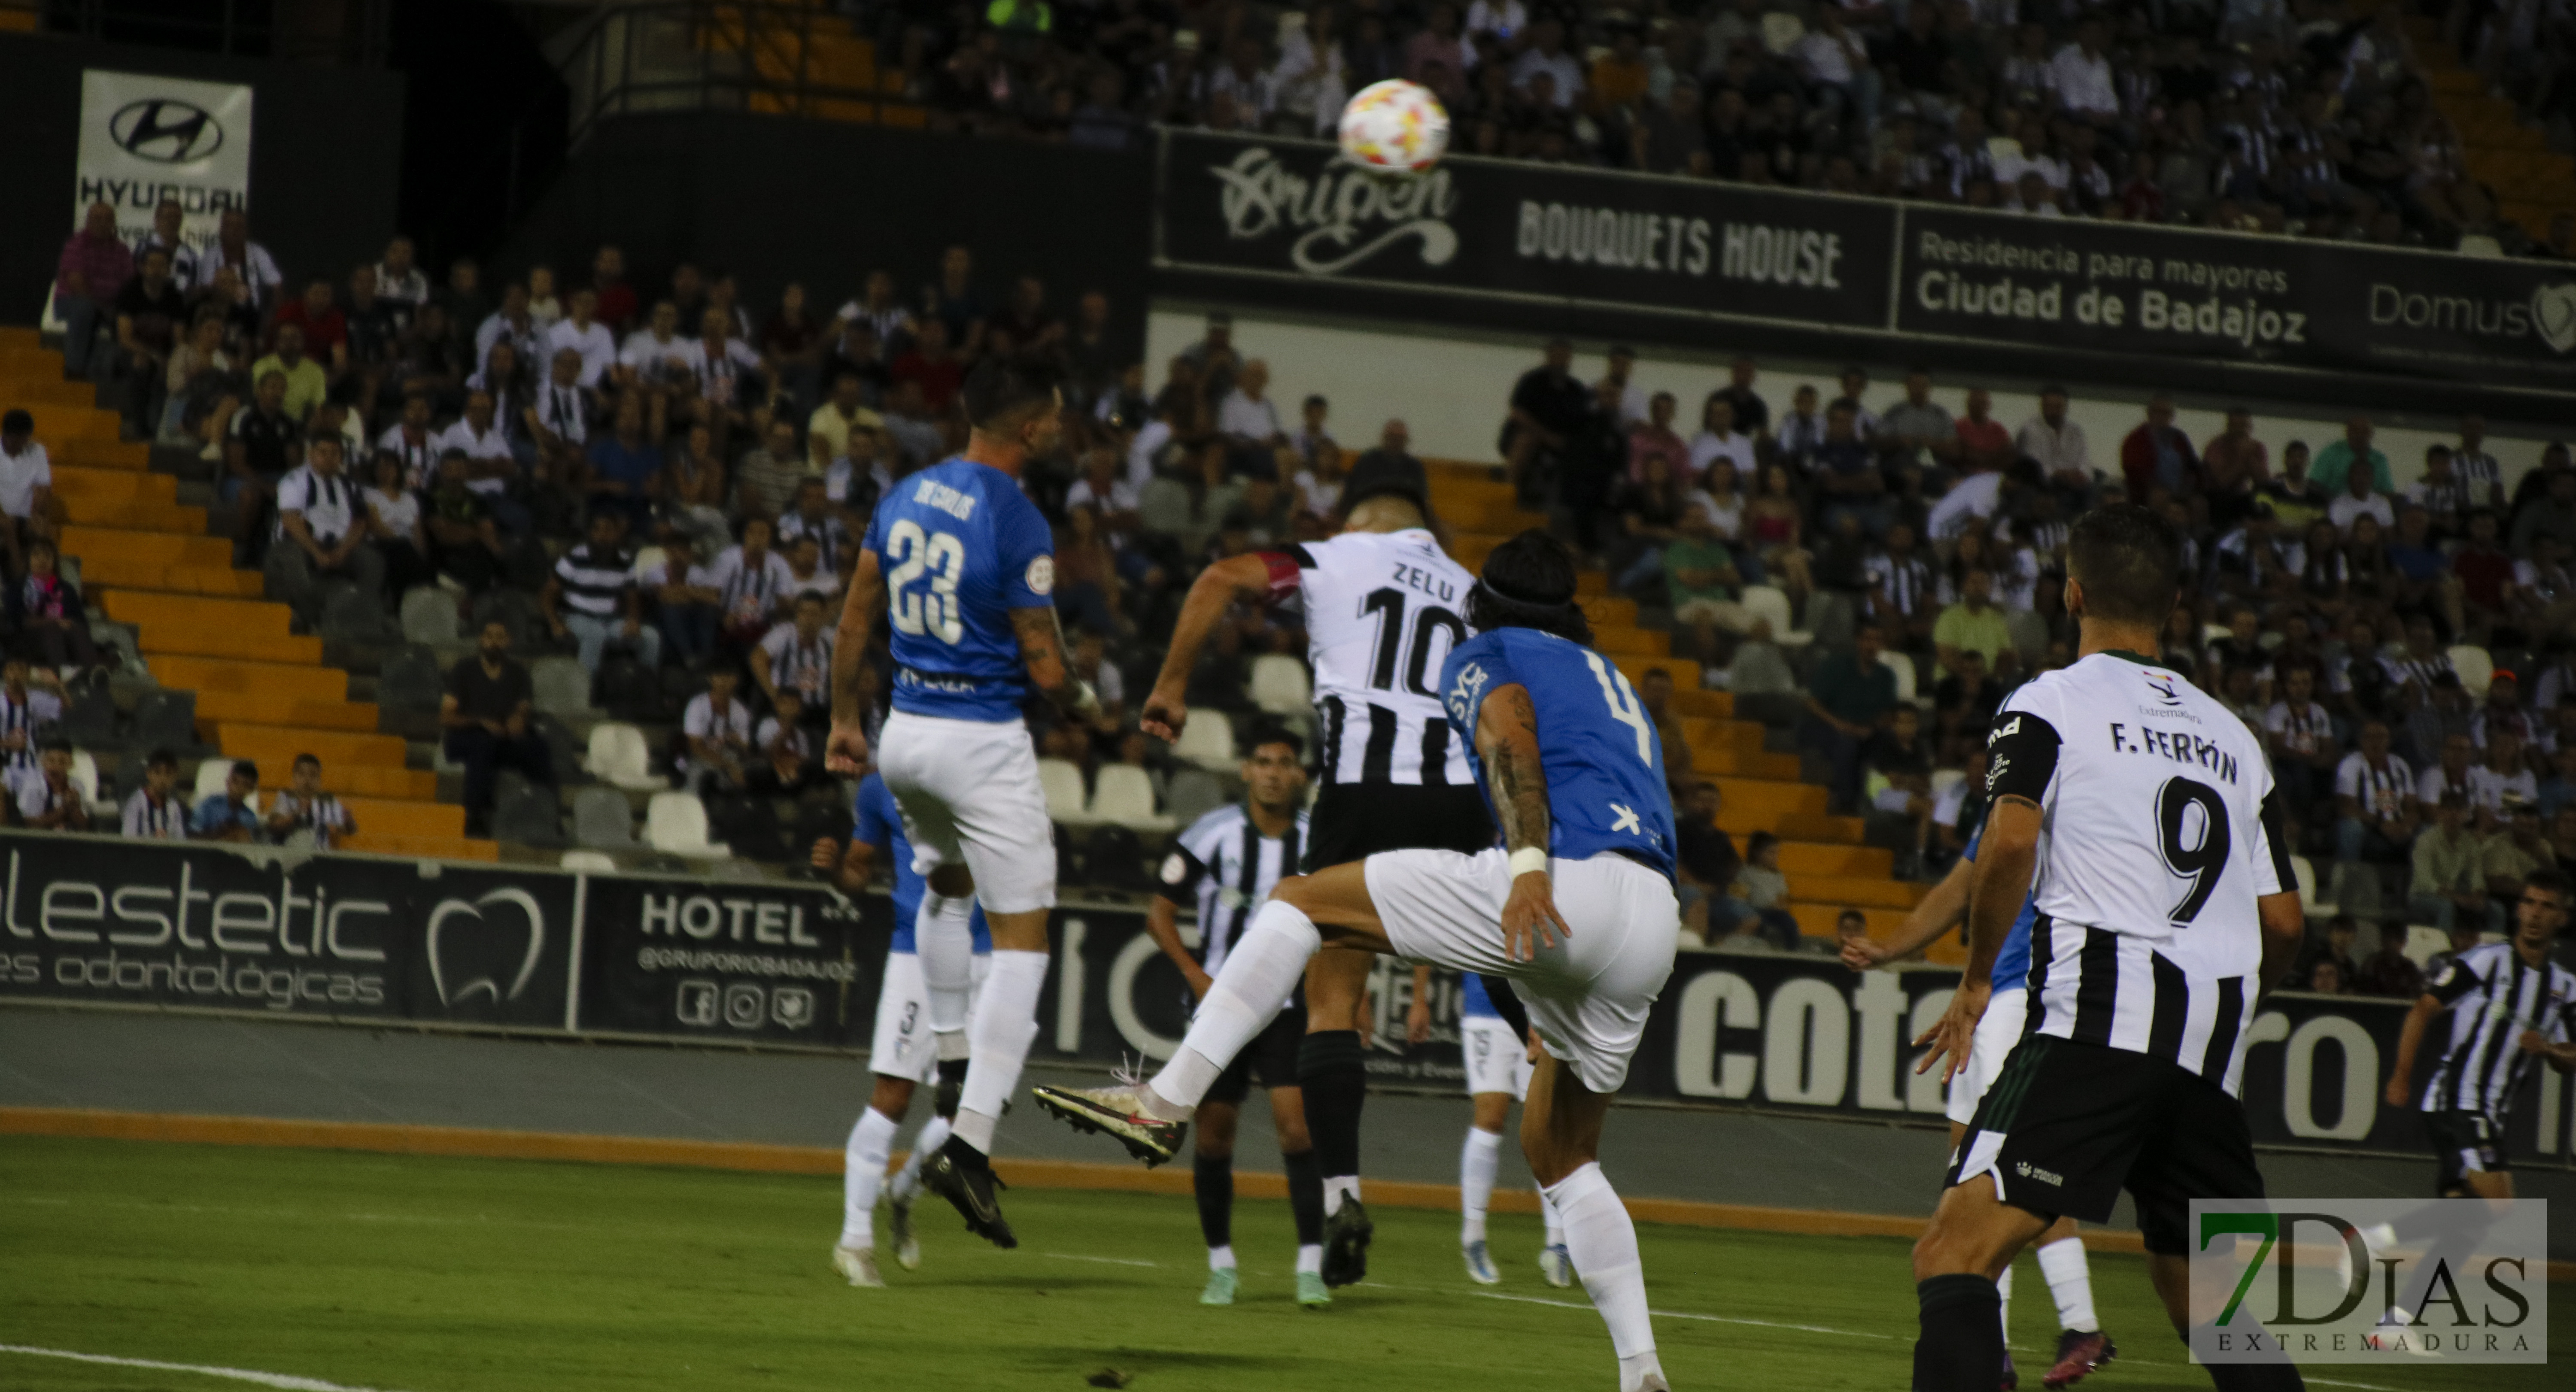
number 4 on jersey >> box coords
[1583,652,1654,765]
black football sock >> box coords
[1297,1031,1368,1201]
[1476,973,1532,1040]
[939,1131,990,1168]
[1282,1147,1325,1247]
[1913,1274,2003,1392]
[1194,1151,1234,1252]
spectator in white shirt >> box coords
[266,435,385,619]
[2049,20,2121,122]
[710,517,797,649]
[1464,0,1525,41]
[753,592,836,714]
[546,287,617,388]
[0,410,55,570]
[2325,461,2394,534]
[475,283,542,373]
[191,210,283,314]
[264,753,358,849]
[680,665,755,792]
[2466,732,2539,826]
[1687,395,1757,482]
[120,748,189,840]
[374,236,428,307]
[2015,384,2095,507]
[1217,358,1287,477]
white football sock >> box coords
[1324,1175,1361,1215]
[953,949,1047,1155]
[1296,1244,1323,1275]
[1544,1162,1656,1387]
[914,893,975,1036]
[888,1113,950,1205]
[2036,1235,2099,1333]
[1207,1243,1236,1272]
[1996,1262,2015,1344]
[1460,1125,1504,1244]
[1148,900,1317,1113]
[1540,1187,1563,1246]
[841,1107,898,1250]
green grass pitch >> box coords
[0,1135,2560,1391]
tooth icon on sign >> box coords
[2532,283,2576,354]
[425,888,548,1007]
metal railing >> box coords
[1,0,388,66]
[556,0,897,151]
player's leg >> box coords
[885,951,983,1258]
[1033,860,1391,1159]
[835,1074,915,1288]
[2033,1215,2113,1389]
[1515,1034,1572,1286]
[2124,1086,2306,1392]
[1459,1086,1511,1284]
[1523,1052,1664,1392]
[1268,1081,1329,1304]
[1193,1089,1244,1306]
[899,718,1058,1245]
[1294,946,1375,1237]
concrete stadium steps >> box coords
[1788,875,1926,909]
[78,553,267,595]
[146,655,350,704]
[215,723,407,770]
[195,692,383,734]
[5,326,490,860]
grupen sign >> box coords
[76,69,254,261]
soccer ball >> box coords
[1337,79,1450,175]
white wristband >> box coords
[1509,847,1550,879]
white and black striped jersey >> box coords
[1255,529,1475,787]
[1985,651,2293,1095]
[120,787,188,840]
[551,542,634,620]
[0,688,60,779]
[2416,941,2576,1118]
[1157,803,1309,975]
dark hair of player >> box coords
[1466,529,1593,646]
[1241,722,1304,759]
[2528,867,2570,903]
[960,355,1060,433]
[145,748,176,772]
[2065,503,2183,627]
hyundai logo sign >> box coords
[108,98,223,164]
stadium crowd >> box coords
[877,0,2574,256]
[26,201,2576,988]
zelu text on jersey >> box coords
[1389,560,1459,605]
[2108,723,2242,786]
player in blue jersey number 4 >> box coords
[1037,532,1682,1392]
[828,359,1102,1250]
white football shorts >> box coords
[869,949,993,1084]
[1366,847,1678,1095]
[1943,986,2030,1125]
[1461,1013,1531,1099]
[875,710,1057,914]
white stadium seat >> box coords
[1088,764,1174,832]
[583,722,662,791]
[644,792,730,859]
[1172,708,1237,772]
[1038,757,1091,825]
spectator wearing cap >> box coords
[54,201,133,381]
[190,759,264,842]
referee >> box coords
[1908,505,2306,1392]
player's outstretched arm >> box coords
[1916,795,2038,1082]
[1845,850,1973,970]
[2384,991,2443,1107]
[1475,681,1571,962]
[825,549,884,774]
[1010,604,1101,721]
[2254,890,2303,997]
[1140,552,1278,740]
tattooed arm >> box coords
[1012,604,1099,720]
[1475,681,1571,962]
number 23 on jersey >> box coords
[883,519,963,644]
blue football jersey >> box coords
[1439,628,1677,880]
[860,457,1056,722]
[1960,818,2034,991]
[854,774,990,954]
[1461,970,1500,1019]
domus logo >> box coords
[2367,280,2576,353]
